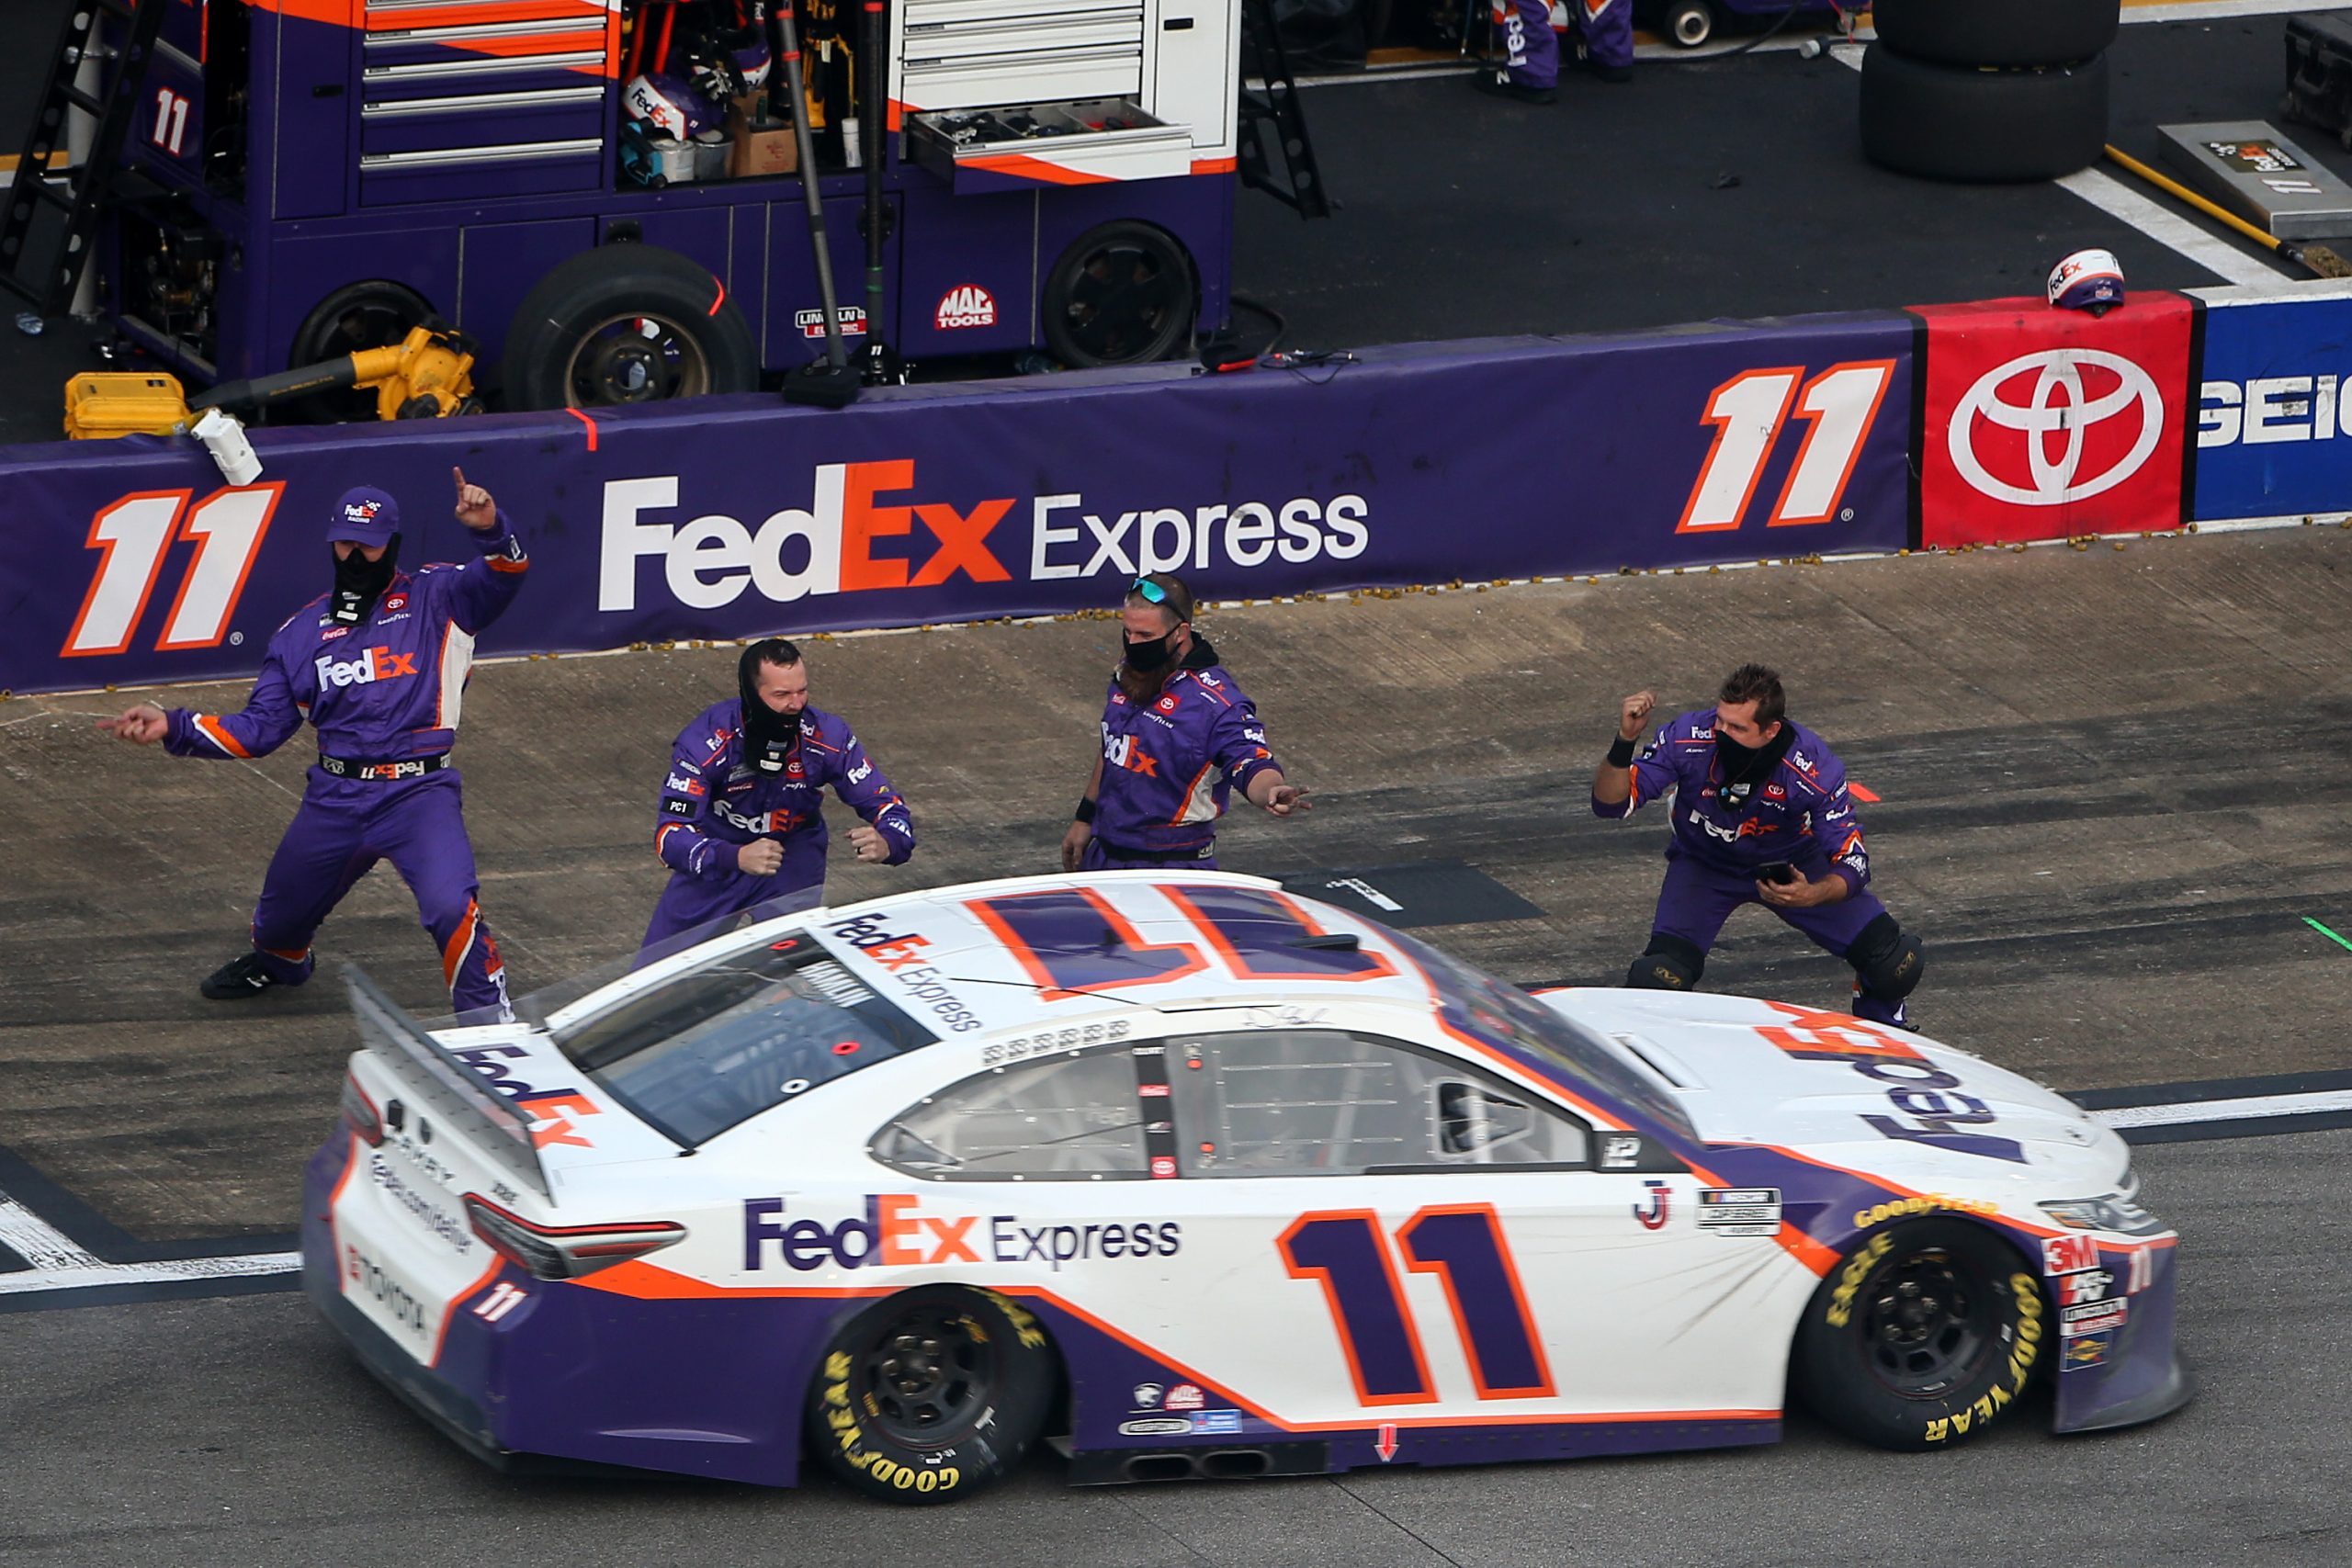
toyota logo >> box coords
[1949,349,2165,507]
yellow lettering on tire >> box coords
[1925,1417,1950,1443]
[916,1470,938,1493]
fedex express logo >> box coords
[744,1195,1182,1272]
[597,467,1370,614]
[1756,1003,2027,1163]
[315,645,417,688]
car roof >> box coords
[803,871,1445,1035]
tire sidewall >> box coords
[1041,220,1198,368]
[1794,1219,2048,1452]
[501,244,758,411]
[1860,47,2109,184]
[808,1286,1055,1503]
[1872,0,2120,69]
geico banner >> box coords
[1912,295,2194,548]
[2188,281,2352,521]
[0,316,1913,695]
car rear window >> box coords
[557,933,938,1146]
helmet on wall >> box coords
[2047,248,2126,316]
[623,73,721,141]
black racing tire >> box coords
[1041,220,1198,368]
[807,1286,1056,1503]
[1664,0,1714,49]
[286,280,434,424]
[1871,0,2119,69]
[1792,1220,2048,1452]
[500,243,757,411]
[1860,46,2109,184]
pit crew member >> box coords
[639,638,914,953]
[1591,663,1925,1026]
[1061,572,1310,873]
[97,470,527,1018]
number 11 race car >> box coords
[302,872,2188,1501]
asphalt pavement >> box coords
[2,1132,2340,1566]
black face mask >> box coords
[1715,722,1795,803]
[739,648,801,773]
[329,537,400,625]
[1123,628,1177,673]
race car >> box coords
[301,871,2188,1501]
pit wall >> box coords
[0,282,2327,696]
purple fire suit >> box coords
[1494,0,1560,89]
[1086,640,1282,872]
[641,699,914,949]
[1593,708,1903,1023]
[162,518,528,1017]
[1561,0,1633,73]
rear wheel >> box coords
[1041,220,1197,368]
[807,1286,1055,1503]
[501,243,757,410]
[1860,46,2109,184]
[1664,0,1714,49]
[1792,1219,2047,1451]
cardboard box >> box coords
[729,107,798,177]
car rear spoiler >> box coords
[343,965,551,1201]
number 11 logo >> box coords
[62,484,283,658]
[1676,360,1895,534]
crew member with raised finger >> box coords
[640,637,914,953]
[1062,572,1310,873]
[96,468,528,1017]
[1591,663,1925,1026]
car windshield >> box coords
[554,932,938,1146]
[1382,927,1697,1141]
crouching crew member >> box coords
[98,469,527,1019]
[640,638,914,953]
[1591,663,1925,1027]
[1062,572,1310,873]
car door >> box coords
[1153,1028,1790,1431]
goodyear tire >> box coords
[1871,0,2119,69]
[501,243,757,410]
[1792,1219,2048,1452]
[807,1286,1055,1503]
[1860,45,2109,184]
[1041,220,1197,368]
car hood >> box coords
[1537,987,2129,1197]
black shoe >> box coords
[201,952,293,1000]
[1473,70,1557,106]
[1590,62,1634,85]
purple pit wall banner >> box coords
[0,313,1915,695]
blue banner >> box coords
[1,313,1915,695]
[2191,283,2352,522]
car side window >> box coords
[1170,1030,1589,1177]
[873,1049,1148,1180]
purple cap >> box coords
[330,486,401,547]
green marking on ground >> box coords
[2306,917,2352,954]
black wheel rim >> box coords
[855,1303,998,1449]
[1855,1247,1997,1399]
[1057,240,1185,364]
[564,311,713,406]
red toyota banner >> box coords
[1912,295,2195,548]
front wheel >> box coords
[1792,1219,2047,1451]
[807,1286,1056,1503]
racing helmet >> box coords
[2047,248,2126,316]
[623,72,721,141]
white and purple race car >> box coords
[302,871,2188,1501]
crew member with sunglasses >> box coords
[1062,573,1312,873]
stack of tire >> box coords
[1860,1,2121,183]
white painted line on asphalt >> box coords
[0,1182,299,1296]
[2092,1088,2352,1130]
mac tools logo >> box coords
[1948,350,2164,506]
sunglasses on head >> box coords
[1129,575,1169,605]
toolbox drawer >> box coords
[899,52,1145,112]
[910,97,1191,188]
[358,138,604,207]
[358,85,605,156]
